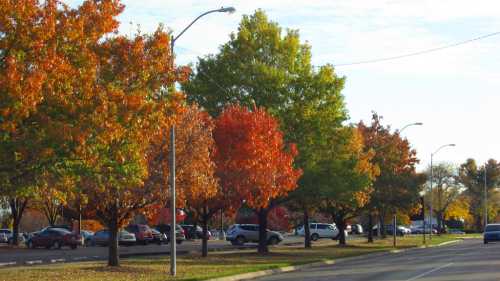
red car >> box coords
[125,224,154,245]
[27,228,81,249]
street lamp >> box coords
[429,143,456,240]
[388,122,422,248]
[168,7,235,277]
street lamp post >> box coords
[484,166,488,230]
[168,7,235,277]
[390,122,422,248]
[429,143,456,241]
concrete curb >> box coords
[206,239,464,281]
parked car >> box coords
[125,224,154,245]
[91,229,136,246]
[351,224,364,234]
[151,228,168,245]
[181,225,211,240]
[296,223,341,241]
[448,229,465,235]
[410,226,437,234]
[26,228,81,249]
[483,223,500,244]
[226,224,283,246]
[0,229,11,243]
[156,224,186,244]
[0,233,7,243]
[385,225,409,236]
[80,230,94,246]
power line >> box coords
[333,31,500,67]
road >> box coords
[0,235,323,266]
[255,239,500,281]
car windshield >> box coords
[485,225,500,232]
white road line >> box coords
[25,260,43,265]
[72,256,89,261]
[406,263,454,281]
[50,258,66,263]
[0,262,17,267]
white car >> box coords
[297,223,343,241]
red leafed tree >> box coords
[214,105,302,254]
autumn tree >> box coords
[423,163,460,232]
[214,105,301,254]
[358,113,425,241]
[318,127,378,245]
[6,0,183,266]
[183,10,348,249]
[0,0,106,244]
[458,158,500,231]
[145,103,218,257]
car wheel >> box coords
[484,240,488,244]
[235,236,245,246]
[268,236,279,245]
[176,240,183,245]
[70,244,77,250]
[53,241,62,249]
[311,234,319,241]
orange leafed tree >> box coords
[144,103,218,256]
[214,105,302,254]
[22,0,181,267]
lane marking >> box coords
[406,262,454,281]
[50,258,66,263]
[0,262,17,267]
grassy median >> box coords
[0,234,476,281]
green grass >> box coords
[0,234,474,281]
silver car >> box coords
[226,224,283,246]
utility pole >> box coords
[169,124,176,276]
[393,214,397,248]
[484,166,488,230]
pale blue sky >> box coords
[68,0,500,170]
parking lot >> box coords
[0,234,356,266]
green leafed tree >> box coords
[318,127,378,245]
[458,158,500,231]
[423,163,460,232]
[183,9,348,249]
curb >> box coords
[206,239,464,281]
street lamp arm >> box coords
[399,122,423,134]
[172,7,235,44]
[432,143,456,156]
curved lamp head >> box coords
[219,7,236,14]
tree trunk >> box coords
[367,212,374,243]
[9,198,28,245]
[108,217,119,266]
[257,208,269,254]
[303,209,311,248]
[201,213,209,257]
[335,215,347,246]
[379,213,386,238]
[475,214,482,233]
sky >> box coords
[68,0,500,171]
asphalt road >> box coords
[256,239,500,281]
